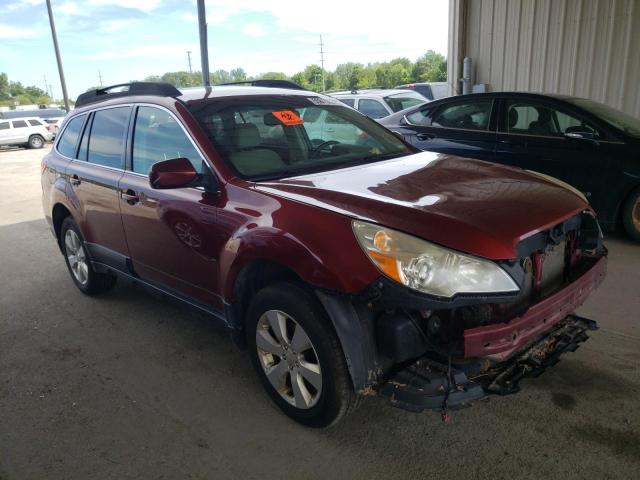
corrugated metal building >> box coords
[448,0,640,117]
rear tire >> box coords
[28,135,44,149]
[622,187,640,242]
[246,282,360,427]
[60,217,117,295]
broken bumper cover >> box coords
[380,314,598,412]
[464,256,607,361]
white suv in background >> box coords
[328,89,427,119]
[0,117,53,149]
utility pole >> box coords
[45,0,70,111]
[197,0,210,86]
[319,34,326,92]
[187,51,193,74]
[98,70,104,87]
[43,74,53,99]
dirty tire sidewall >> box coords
[622,187,640,242]
[246,282,357,428]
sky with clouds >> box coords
[0,0,449,100]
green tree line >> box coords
[0,73,53,107]
[142,50,446,92]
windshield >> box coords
[187,95,412,180]
[384,92,427,112]
[564,97,640,138]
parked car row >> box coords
[379,92,640,241]
[42,81,607,426]
[330,88,427,119]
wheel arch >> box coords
[52,202,73,249]
[226,258,378,392]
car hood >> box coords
[254,151,589,260]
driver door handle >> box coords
[121,189,140,205]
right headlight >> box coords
[352,220,519,298]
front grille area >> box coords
[539,239,567,297]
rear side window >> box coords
[338,98,355,107]
[0,121,9,130]
[56,115,86,158]
[12,120,27,128]
[383,93,425,113]
[431,100,493,131]
[28,119,43,126]
[357,99,389,119]
[88,107,130,169]
[132,106,202,175]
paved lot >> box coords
[1,146,639,480]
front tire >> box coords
[28,134,44,149]
[60,217,117,295]
[622,187,640,242]
[246,282,359,427]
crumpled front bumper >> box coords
[464,255,607,361]
[380,314,599,412]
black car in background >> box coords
[380,92,640,240]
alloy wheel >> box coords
[64,229,89,285]
[255,310,322,409]
[633,198,640,231]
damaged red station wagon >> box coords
[41,81,607,427]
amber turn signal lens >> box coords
[367,249,402,282]
[373,230,392,252]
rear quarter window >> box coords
[28,119,43,126]
[56,115,86,158]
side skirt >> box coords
[84,242,230,330]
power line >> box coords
[319,34,326,92]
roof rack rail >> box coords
[75,82,182,108]
[216,79,306,90]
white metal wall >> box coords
[449,0,640,117]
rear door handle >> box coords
[70,174,81,186]
[121,189,140,205]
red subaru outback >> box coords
[42,82,607,426]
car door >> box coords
[494,97,614,203]
[10,119,29,143]
[65,107,131,270]
[401,98,497,161]
[118,105,223,310]
[0,120,10,145]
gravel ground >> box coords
[0,146,639,480]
